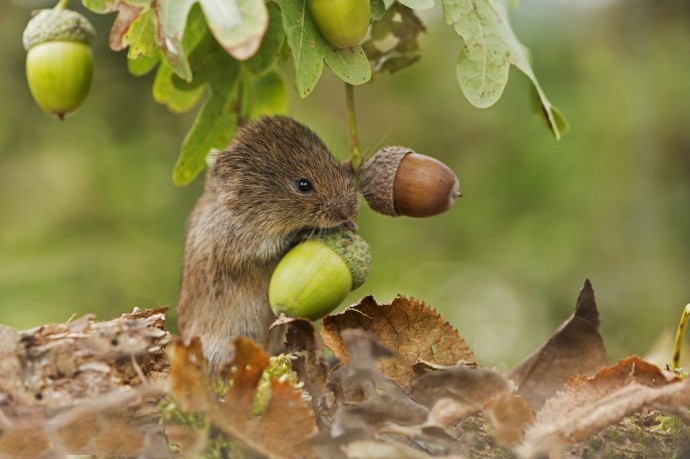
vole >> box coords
[177,116,359,371]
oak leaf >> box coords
[482,392,534,447]
[510,279,607,410]
[281,316,332,429]
[322,296,474,386]
[519,356,689,457]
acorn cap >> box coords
[23,9,96,51]
[319,228,371,289]
[360,146,461,218]
[359,146,410,217]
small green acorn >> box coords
[269,228,371,320]
[309,0,371,49]
[23,8,96,120]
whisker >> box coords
[362,123,395,162]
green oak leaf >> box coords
[155,0,268,81]
[174,76,240,186]
[276,0,371,97]
[128,52,161,76]
[371,0,386,20]
[442,0,569,139]
[198,0,268,60]
[153,60,205,113]
[171,32,241,185]
[243,70,287,119]
[125,7,158,58]
[154,0,197,81]
[244,2,285,76]
[82,0,110,14]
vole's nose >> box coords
[326,194,359,223]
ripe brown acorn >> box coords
[359,146,461,217]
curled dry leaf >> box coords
[411,363,533,448]
[510,279,607,410]
[167,337,213,412]
[313,329,432,458]
[410,364,512,410]
[482,392,534,447]
[108,3,145,52]
[519,356,689,457]
[205,337,318,459]
[342,439,438,459]
[332,330,428,429]
[283,317,332,429]
[322,296,474,386]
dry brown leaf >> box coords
[283,317,332,428]
[220,337,271,414]
[93,418,146,457]
[510,279,607,410]
[331,331,428,429]
[0,426,50,459]
[167,337,213,413]
[322,296,474,386]
[342,439,439,458]
[108,2,145,51]
[255,379,319,458]
[482,393,534,447]
[410,364,511,411]
[519,356,689,457]
[53,412,100,453]
[208,338,318,459]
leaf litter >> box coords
[1,281,690,457]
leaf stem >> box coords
[55,0,69,9]
[345,83,362,175]
[236,71,247,128]
[672,303,690,370]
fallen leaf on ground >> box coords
[167,337,213,412]
[510,279,607,410]
[282,316,332,429]
[331,330,427,430]
[322,296,474,386]
[519,356,688,457]
[208,338,318,459]
[410,364,511,411]
[482,392,534,447]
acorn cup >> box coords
[359,146,461,218]
[269,228,371,321]
[23,8,96,120]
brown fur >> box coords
[177,116,359,371]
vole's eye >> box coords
[296,178,313,193]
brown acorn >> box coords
[359,146,461,218]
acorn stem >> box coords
[55,0,69,9]
[345,83,362,176]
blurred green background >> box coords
[1,0,688,369]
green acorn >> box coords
[309,0,371,49]
[23,8,96,120]
[269,228,371,320]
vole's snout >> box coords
[323,193,359,225]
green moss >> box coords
[653,413,687,436]
[158,397,208,430]
[571,411,690,458]
[202,429,249,459]
[251,354,301,416]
